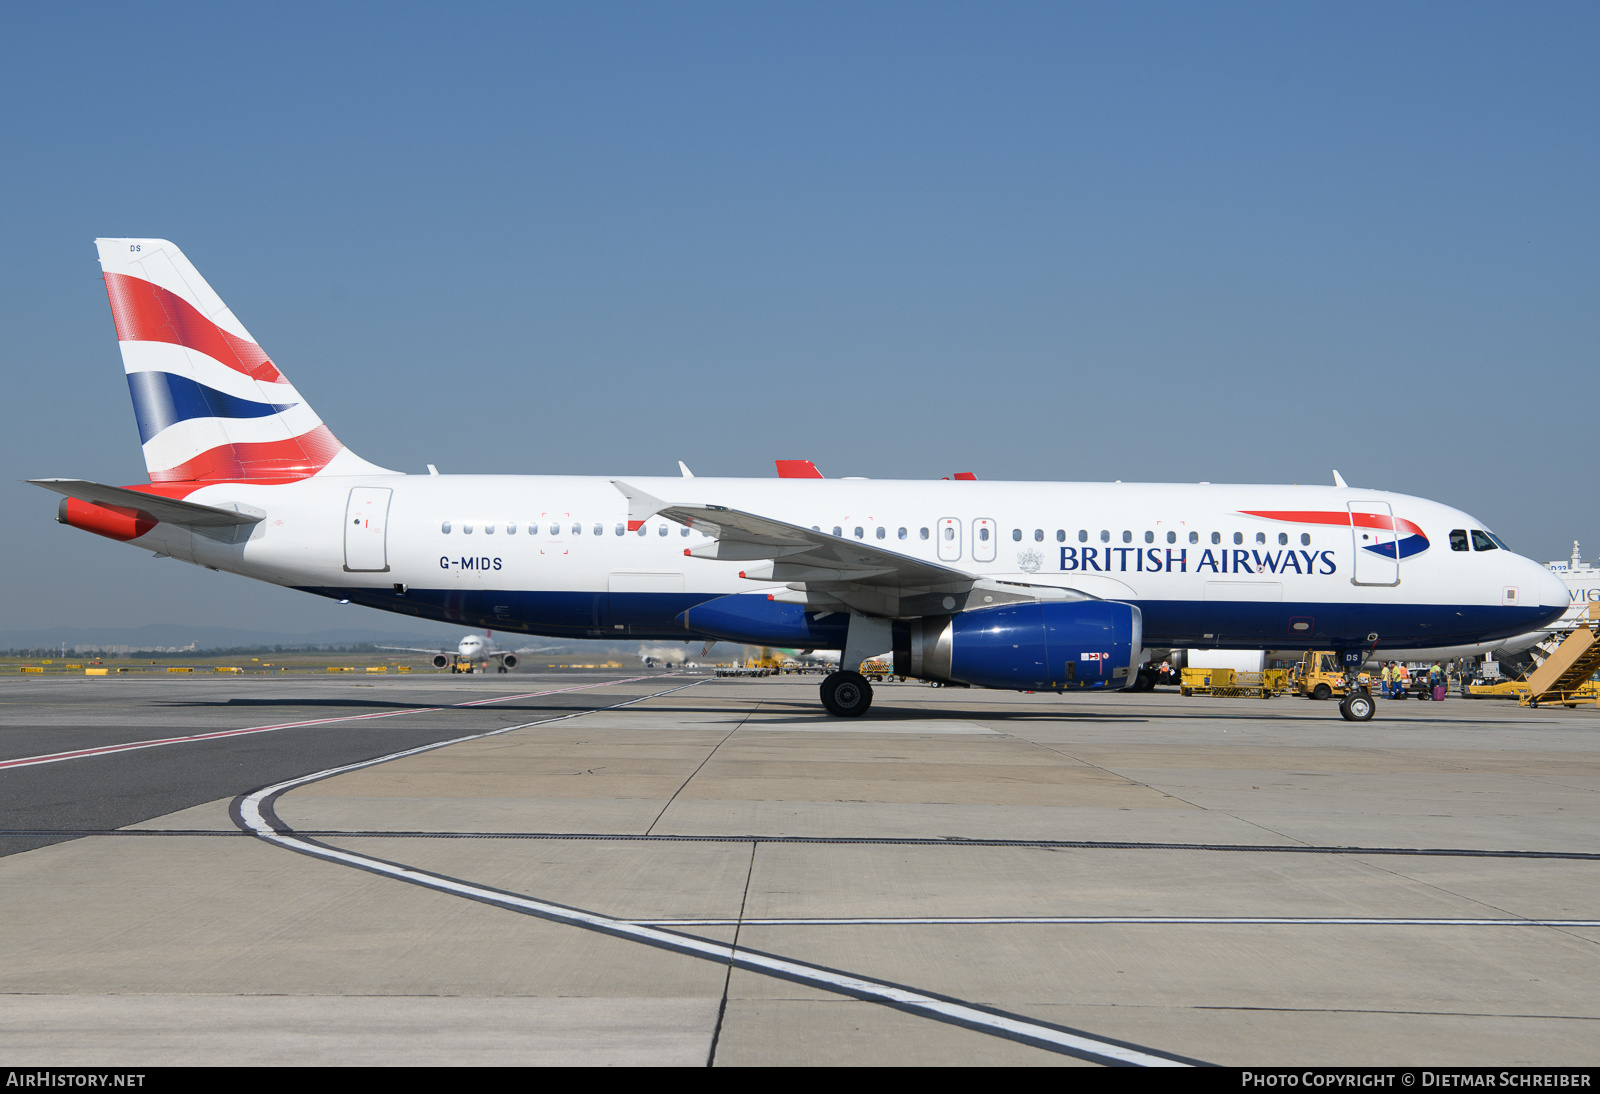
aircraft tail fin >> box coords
[94,238,392,484]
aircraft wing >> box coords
[611,480,1089,616]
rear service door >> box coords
[1348,501,1399,586]
[344,487,392,572]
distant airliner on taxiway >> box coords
[34,240,1567,721]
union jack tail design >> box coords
[95,238,391,485]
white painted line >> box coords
[233,680,1193,1068]
[630,915,1600,928]
[0,707,439,771]
[0,676,664,772]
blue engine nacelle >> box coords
[678,593,850,649]
[893,600,1143,691]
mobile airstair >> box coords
[1520,605,1600,708]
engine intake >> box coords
[894,600,1142,691]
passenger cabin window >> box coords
[898,527,907,540]
[1167,531,1176,544]
[1189,531,1199,544]
[464,524,473,534]
[441,521,452,534]
[615,524,625,536]
[572,523,581,535]
[1011,528,1021,542]
[1233,532,1243,545]
[1122,530,1132,543]
[1255,532,1265,544]
[919,527,929,540]
[833,526,843,537]
[637,525,647,536]
[854,527,864,539]
[485,524,495,534]
[1078,530,1088,543]
[876,527,886,540]
[1471,530,1498,552]
[1277,532,1287,545]
[598,524,606,536]
[680,526,689,536]
[1144,531,1154,543]
[1034,529,1044,542]
[1100,530,1110,542]
[549,523,559,536]
[1210,532,1220,545]
[1055,530,1065,542]
[943,526,955,541]
[507,523,517,535]
[1301,533,1311,546]
[1450,529,1469,552]
[658,525,668,536]
[978,527,990,542]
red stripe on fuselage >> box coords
[103,272,284,384]
[1239,510,1423,537]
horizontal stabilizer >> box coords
[29,479,262,528]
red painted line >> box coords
[0,675,669,772]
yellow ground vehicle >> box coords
[860,658,893,682]
[1294,651,1371,700]
[1179,667,1288,698]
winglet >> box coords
[1332,470,1348,488]
[952,472,978,481]
[775,460,824,479]
[678,461,694,479]
[610,480,670,531]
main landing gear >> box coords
[821,671,873,717]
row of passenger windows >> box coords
[441,521,689,537]
[807,526,1316,546]
[1068,528,1313,546]
[438,520,1319,547]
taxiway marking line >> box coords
[632,916,1600,927]
[0,676,661,772]
[233,681,1199,1068]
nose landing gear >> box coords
[1337,638,1379,721]
[1339,690,1375,721]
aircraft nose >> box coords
[1535,562,1569,610]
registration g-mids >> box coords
[34,239,1568,721]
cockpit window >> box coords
[1450,529,1469,552]
[1487,531,1510,551]
[1471,530,1497,552]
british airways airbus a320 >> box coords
[35,239,1567,722]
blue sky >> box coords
[2,2,1595,635]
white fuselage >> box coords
[114,474,1568,655]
